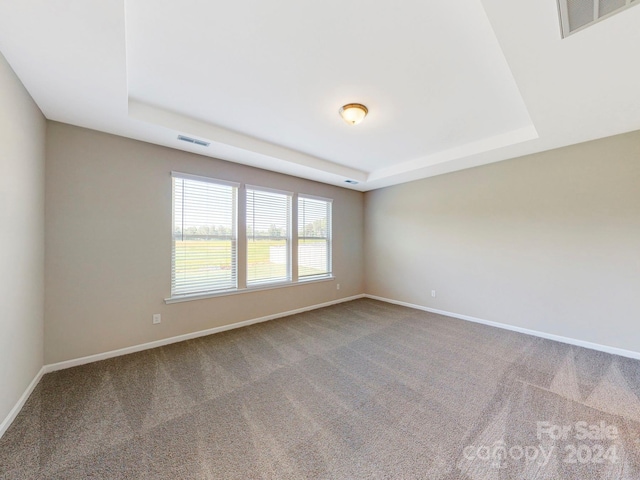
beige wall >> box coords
[45,122,364,364]
[38,100,640,364]
[365,130,640,353]
[0,52,45,425]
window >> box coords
[167,173,333,302]
[298,195,332,280]
[246,186,292,286]
[171,173,238,297]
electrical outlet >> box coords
[152,314,161,325]
[337,283,341,290]
[431,290,436,298]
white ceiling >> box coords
[1,0,639,191]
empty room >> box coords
[1,0,640,478]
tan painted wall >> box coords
[44,122,364,364]
[365,130,640,353]
[0,52,45,423]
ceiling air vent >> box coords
[177,135,210,147]
[558,0,639,36]
[344,179,359,185]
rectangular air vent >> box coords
[558,0,638,37]
[177,135,210,147]
[344,179,359,185]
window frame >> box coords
[297,194,333,281]
[245,184,293,288]
[170,171,240,299]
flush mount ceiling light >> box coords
[339,103,368,125]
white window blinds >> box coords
[172,173,238,296]
[246,187,291,286]
[298,195,332,279]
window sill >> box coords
[165,276,335,304]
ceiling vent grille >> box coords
[558,0,638,36]
[177,135,210,147]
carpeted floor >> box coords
[2,298,640,479]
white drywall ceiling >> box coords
[0,0,639,190]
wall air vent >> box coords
[177,135,210,147]
[558,0,638,37]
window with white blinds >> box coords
[298,195,332,280]
[167,174,333,302]
[172,173,238,297]
[246,187,292,286]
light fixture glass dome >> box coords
[339,103,368,125]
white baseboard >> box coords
[44,294,366,373]
[0,366,45,440]
[6,293,636,441]
[365,294,640,360]
[2,294,364,440]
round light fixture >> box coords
[339,103,368,125]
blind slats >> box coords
[298,196,332,279]
[246,188,291,285]
[172,177,237,296]
[171,176,332,298]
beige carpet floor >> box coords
[2,298,640,479]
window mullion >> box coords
[237,184,247,289]
[291,193,299,283]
